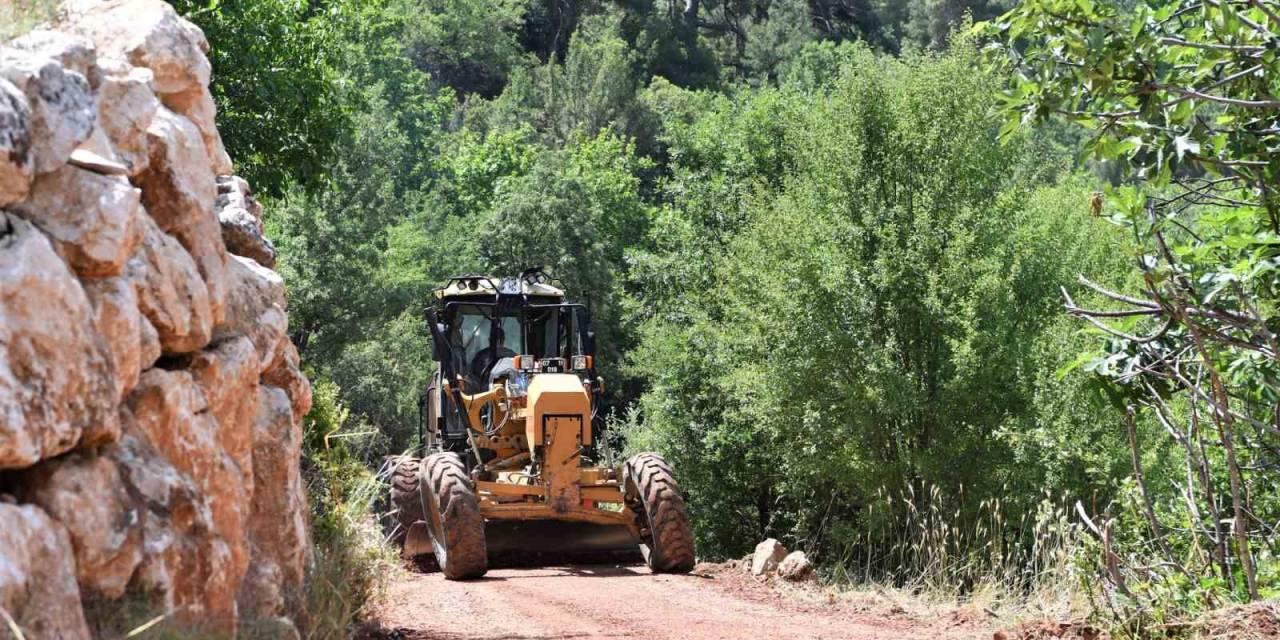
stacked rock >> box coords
[0,1,311,637]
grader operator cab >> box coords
[390,269,695,579]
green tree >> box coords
[173,0,350,195]
[398,0,527,96]
[742,0,820,82]
[628,42,1125,563]
[479,132,655,400]
[989,0,1280,606]
[475,15,642,144]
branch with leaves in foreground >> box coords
[984,0,1280,607]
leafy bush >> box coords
[987,0,1280,624]
[625,40,1133,577]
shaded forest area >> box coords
[172,0,1279,635]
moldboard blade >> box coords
[484,519,642,567]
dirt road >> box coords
[370,563,981,640]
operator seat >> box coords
[469,325,516,390]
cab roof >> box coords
[434,275,565,300]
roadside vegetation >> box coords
[0,0,58,40]
[172,0,1280,636]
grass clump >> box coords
[301,379,397,640]
[830,484,1094,626]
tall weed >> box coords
[833,484,1094,621]
[302,379,397,640]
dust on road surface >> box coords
[369,564,980,640]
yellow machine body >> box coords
[409,372,638,559]
[399,273,694,575]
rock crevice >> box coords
[0,2,311,637]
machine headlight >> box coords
[515,354,534,371]
[572,355,592,371]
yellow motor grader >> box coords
[390,269,695,579]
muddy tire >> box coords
[420,452,487,579]
[390,456,423,546]
[624,452,695,573]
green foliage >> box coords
[623,4,720,90]
[476,15,641,144]
[479,132,655,397]
[780,40,867,92]
[987,0,1280,187]
[302,380,394,639]
[741,0,819,82]
[172,0,350,196]
[987,0,1280,617]
[438,128,538,212]
[398,0,527,96]
[626,42,1132,565]
[901,0,1013,49]
[195,0,1279,630]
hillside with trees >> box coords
[169,0,1279,636]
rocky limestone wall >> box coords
[0,1,311,637]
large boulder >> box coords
[751,538,789,576]
[135,107,227,323]
[0,46,95,173]
[0,212,116,469]
[126,369,249,540]
[4,29,99,88]
[777,550,814,581]
[125,212,213,355]
[63,0,210,96]
[82,276,144,401]
[0,78,33,205]
[248,385,310,593]
[217,255,288,374]
[0,504,92,640]
[63,0,232,174]
[95,58,159,176]
[109,429,222,627]
[187,336,260,489]
[10,164,140,277]
[124,369,250,626]
[17,453,144,599]
[216,175,275,267]
[161,81,233,174]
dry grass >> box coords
[302,451,400,640]
[821,485,1098,635]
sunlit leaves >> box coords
[988,0,1280,605]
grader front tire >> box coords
[421,453,488,579]
[624,453,695,574]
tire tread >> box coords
[625,452,695,573]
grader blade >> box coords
[399,519,641,565]
[402,521,434,558]
[485,519,641,566]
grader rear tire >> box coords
[421,452,488,579]
[390,456,423,546]
[624,453,695,574]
